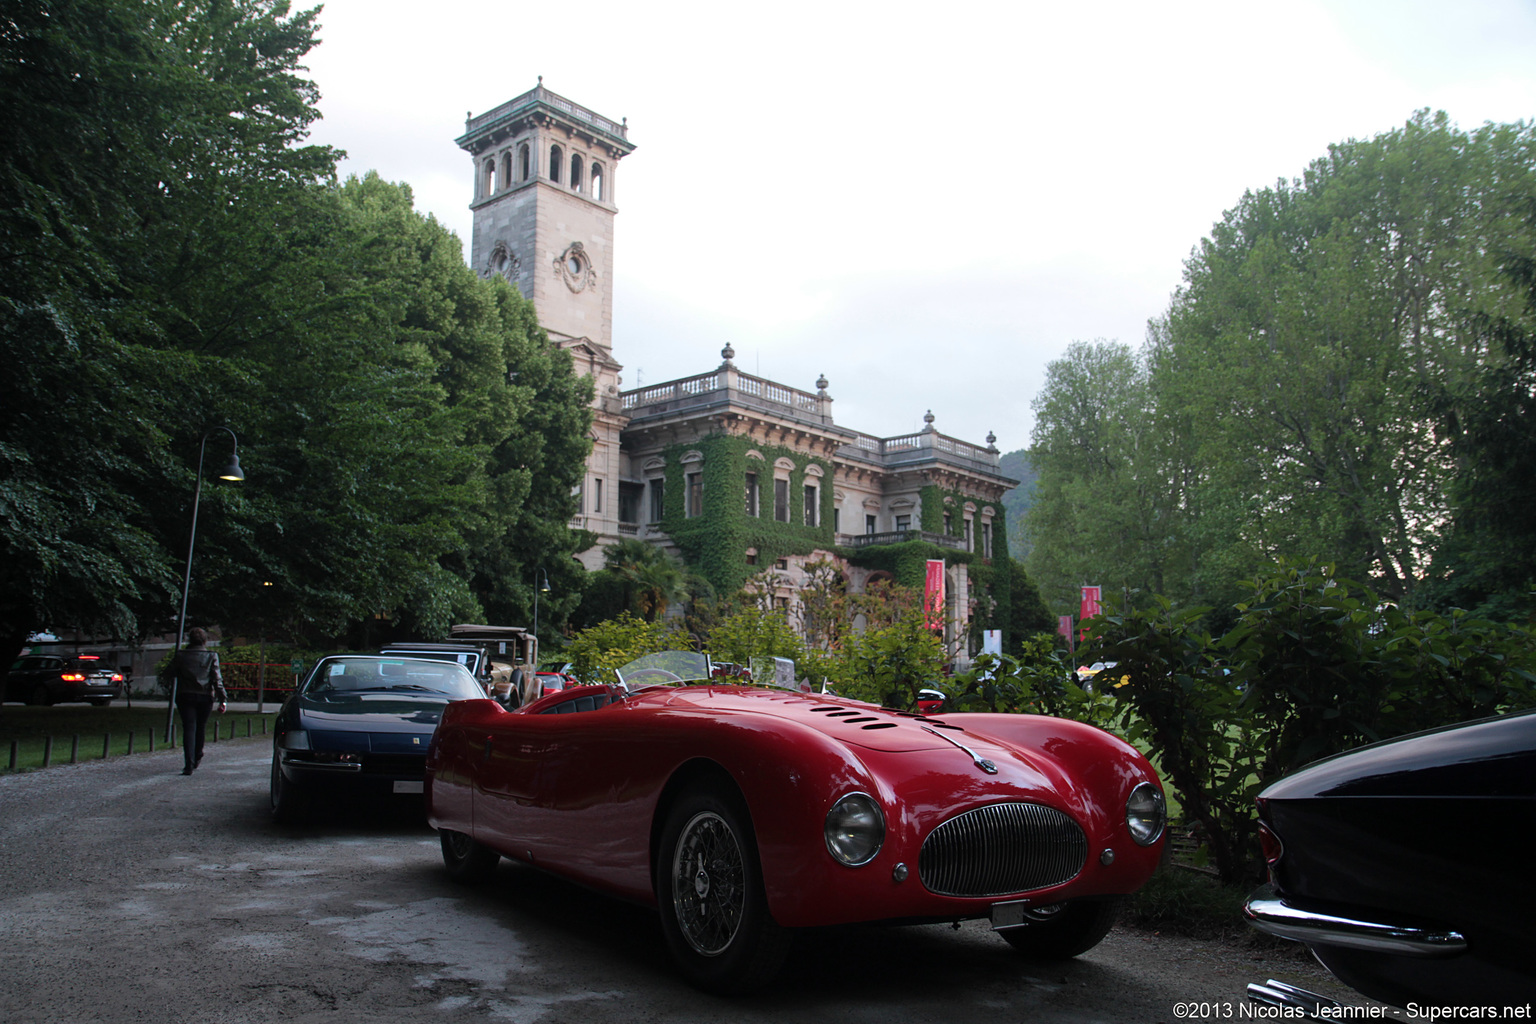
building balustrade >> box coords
[465,84,629,140]
[841,530,967,552]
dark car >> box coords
[1243,709,1536,1009]
[270,654,484,822]
[5,654,123,706]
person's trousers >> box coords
[176,694,213,770]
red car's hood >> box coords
[629,685,1067,786]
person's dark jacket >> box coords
[168,647,228,703]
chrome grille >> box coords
[919,802,1087,897]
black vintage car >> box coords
[4,654,124,706]
[1244,708,1536,1008]
[270,654,484,822]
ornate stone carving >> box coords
[486,241,521,282]
[556,240,597,293]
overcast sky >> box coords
[300,0,1536,452]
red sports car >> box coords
[426,652,1166,993]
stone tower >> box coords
[457,82,636,568]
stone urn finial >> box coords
[721,343,736,366]
[816,373,829,393]
[922,409,936,431]
[986,430,997,451]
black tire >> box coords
[999,898,1121,958]
[654,782,790,994]
[439,829,500,883]
[269,751,312,824]
[28,684,52,706]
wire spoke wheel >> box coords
[656,783,789,993]
[670,810,746,956]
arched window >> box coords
[498,151,511,191]
[481,158,495,197]
[590,162,604,201]
[518,142,530,181]
[570,153,583,193]
[549,145,563,184]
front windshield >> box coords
[302,657,484,700]
[615,651,711,691]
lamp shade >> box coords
[218,451,244,482]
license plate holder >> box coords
[392,780,424,794]
[990,899,1031,931]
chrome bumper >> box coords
[1243,883,1467,957]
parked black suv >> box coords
[4,654,124,705]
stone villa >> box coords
[456,83,1017,662]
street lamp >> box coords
[532,567,551,653]
[165,427,245,742]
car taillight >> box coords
[61,673,86,682]
[111,673,124,682]
[1258,822,1283,868]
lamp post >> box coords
[165,428,245,742]
[532,567,551,659]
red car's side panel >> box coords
[426,687,1165,930]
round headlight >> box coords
[824,793,885,866]
[1125,782,1166,846]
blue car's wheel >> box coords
[440,829,499,883]
[269,751,311,824]
[655,783,789,994]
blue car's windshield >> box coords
[302,657,484,700]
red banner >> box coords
[1079,585,1101,640]
[924,559,946,632]
[1057,615,1073,638]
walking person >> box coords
[168,627,227,775]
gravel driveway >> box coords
[0,734,1364,1023]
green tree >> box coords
[563,612,684,683]
[0,2,596,658]
[1423,199,1536,619]
[0,0,337,657]
[1024,340,1186,613]
[1150,112,1536,604]
[704,607,804,668]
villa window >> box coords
[592,477,603,514]
[549,145,563,183]
[648,479,665,522]
[865,514,877,535]
[570,153,583,192]
[982,521,993,558]
[774,478,789,522]
[686,472,703,518]
[895,514,911,533]
[518,143,531,181]
[964,517,973,552]
[804,484,818,527]
[745,472,759,517]
[590,162,604,201]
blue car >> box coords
[270,654,483,822]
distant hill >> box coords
[997,449,1036,561]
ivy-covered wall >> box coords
[659,434,836,595]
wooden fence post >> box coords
[42,735,52,767]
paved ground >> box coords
[0,732,1369,1024]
